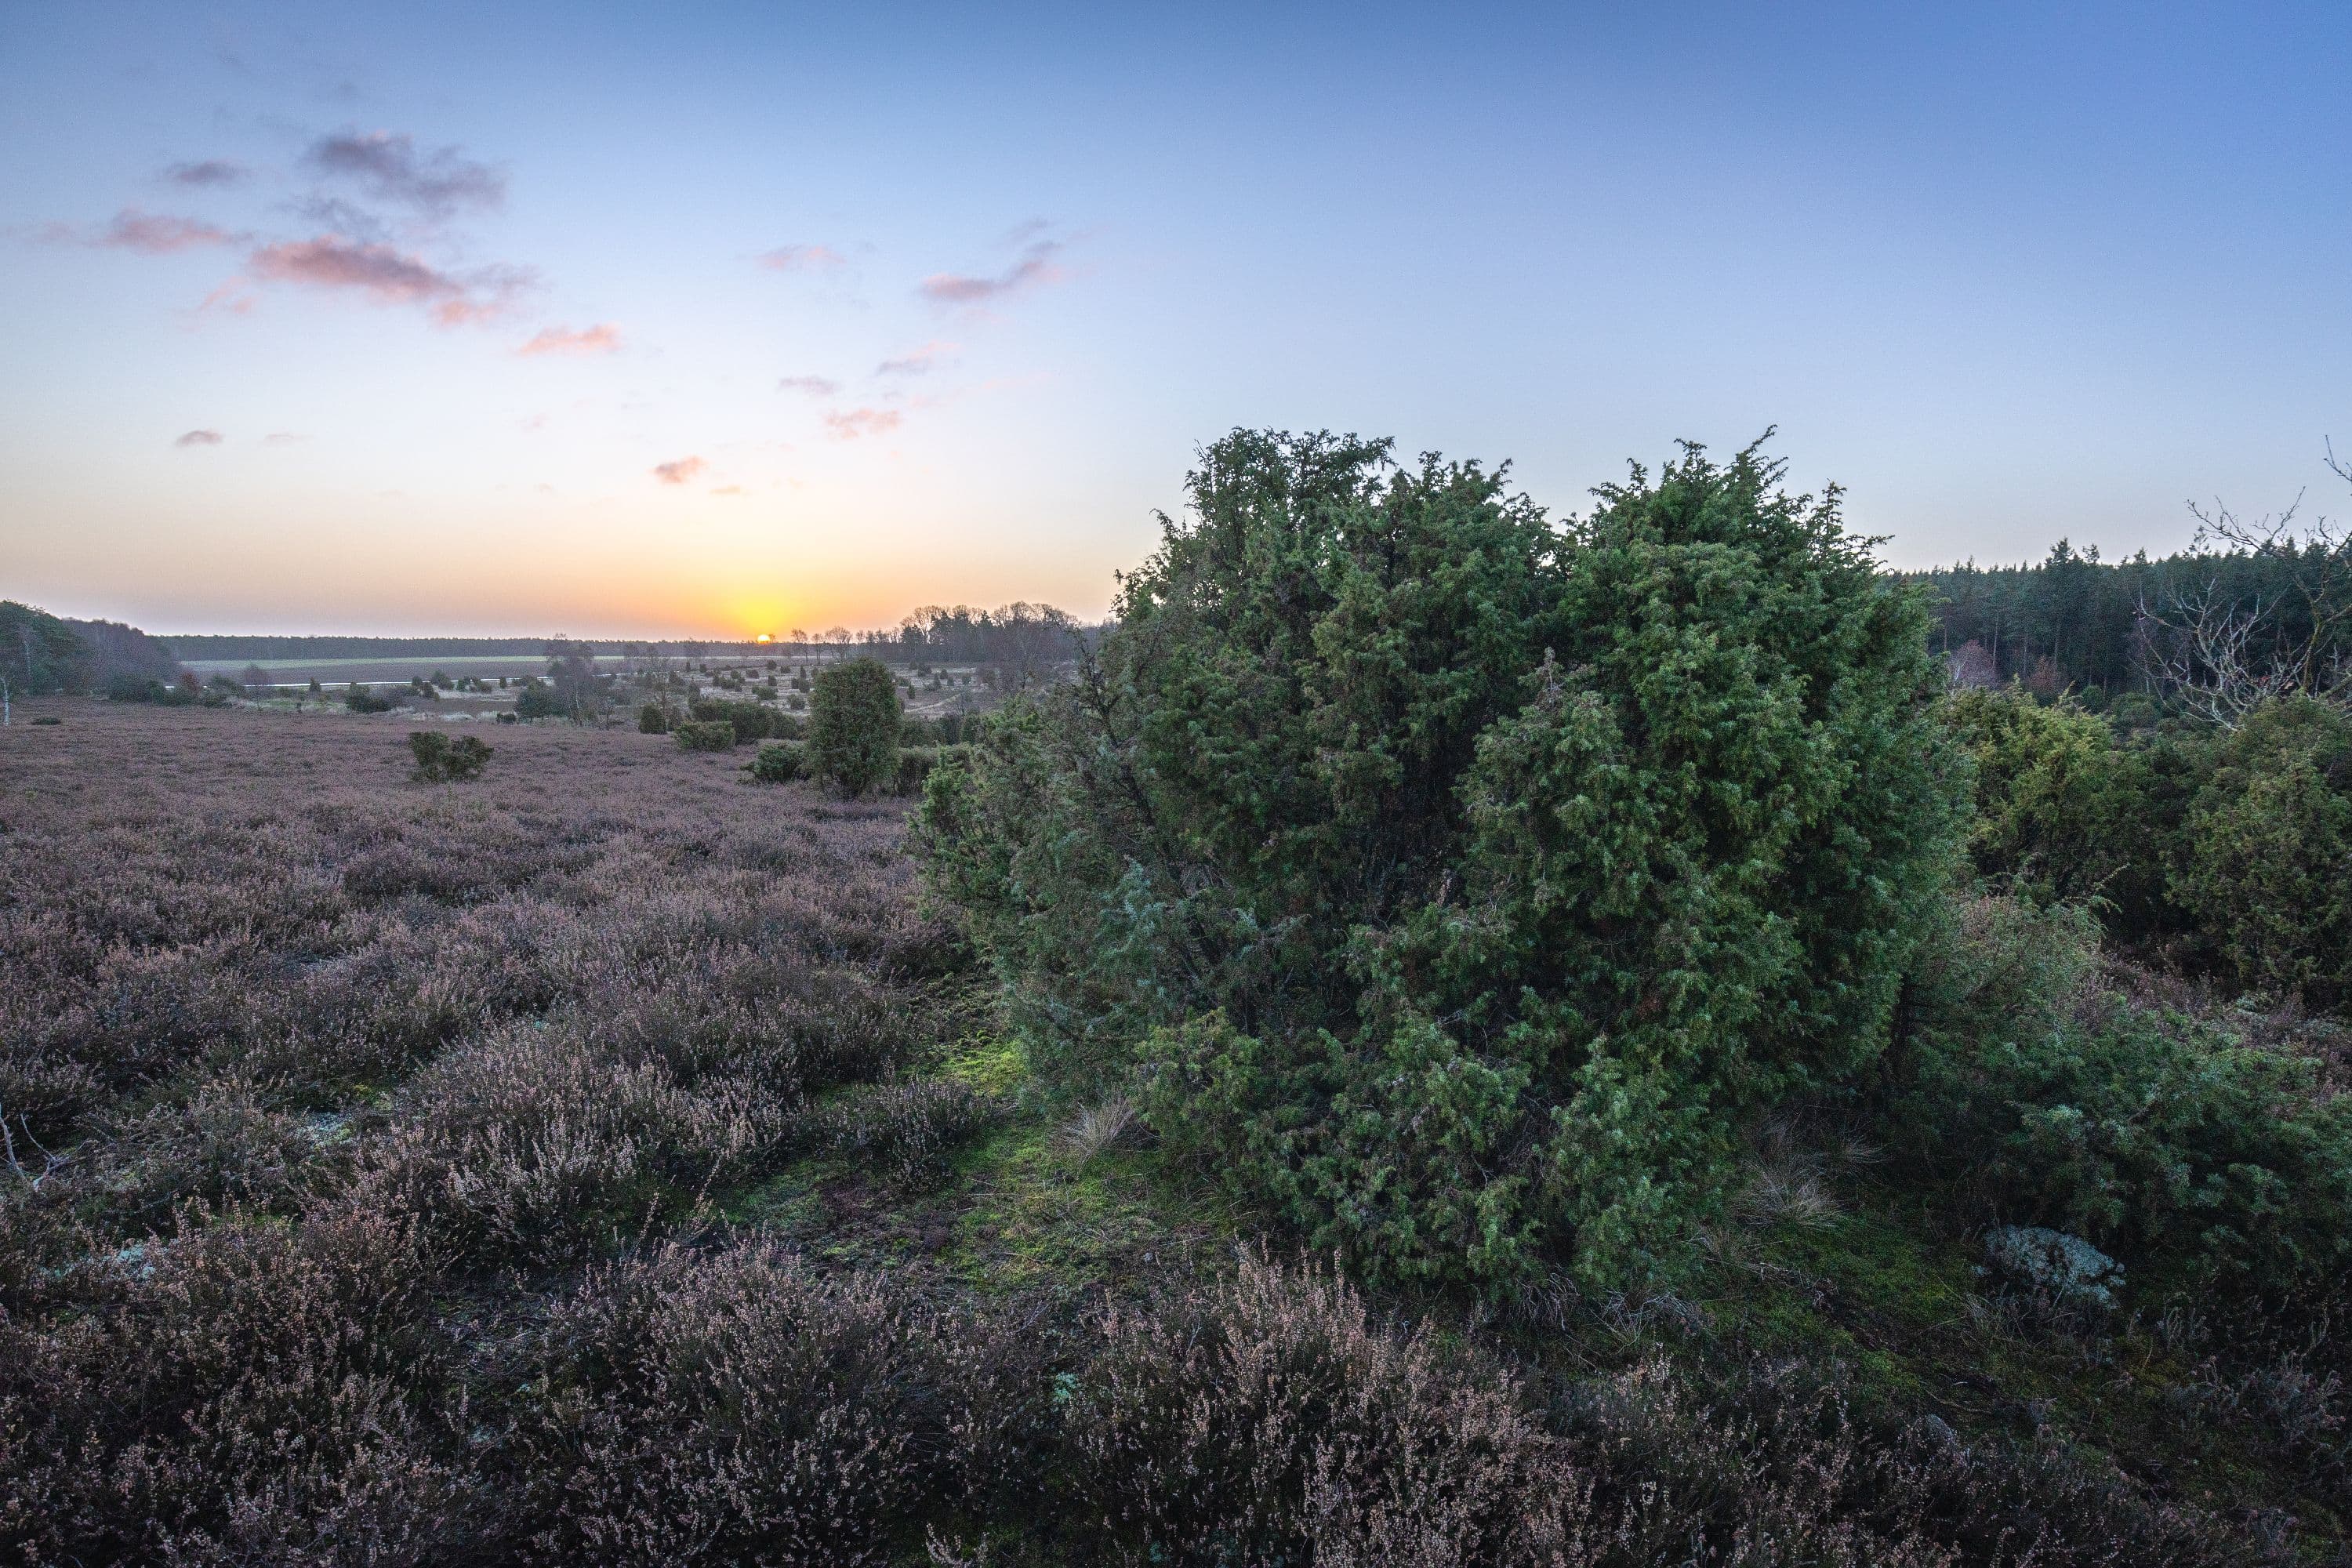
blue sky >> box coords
[2,1,2346,634]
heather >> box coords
[7,536,2352,1559]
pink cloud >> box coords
[245,236,528,326]
[877,339,957,376]
[823,408,902,440]
[175,429,223,447]
[778,375,838,396]
[757,244,844,272]
[516,322,621,357]
[652,456,708,485]
[919,239,1064,305]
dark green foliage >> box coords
[689,695,801,742]
[345,682,394,714]
[892,745,938,797]
[920,430,1960,1290]
[673,719,736,752]
[2175,696,2352,1005]
[637,699,670,734]
[514,677,559,719]
[748,739,804,782]
[407,731,492,782]
[1900,893,2352,1311]
[0,601,89,695]
[1941,685,2149,906]
[808,658,902,797]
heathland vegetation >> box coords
[5,429,2352,1563]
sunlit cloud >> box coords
[877,339,956,376]
[164,159,248,187]
[823,407,902,440]
[516,322,622,357]
[245,236,532,326]
[778,375,838,396]
[302,129,504,217]
[174,429,223,447]
[712,485,746,495]
[652,455,708,485]
[919,238,1063,305]
[263,431,304,445]
[757,244,844,272]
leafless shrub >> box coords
[506,1241,1040,1566]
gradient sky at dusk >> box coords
[2,2,2347,636]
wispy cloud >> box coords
[165,159,248,187]
[652,456,708,485]
[711,485,746,496]
[919,238,1064,305]
[823,408,902,440]
[57,209,238,253]
[246,236,531,325]
[777,375,838,396]
[876,339,956,376]
[263,431,305,445]
[303,129,504,218]
[175,429,223,447]
[757,244,844,272]
[516,322,621,357]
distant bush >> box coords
[346,682,394,714]
[691,695,801,742]
[808,659,902,797]
[673,720,736,752]
[637,700,670,734]
[2175,696,2352,1007]
[891,746,938,797]
[920,431,1961,1291]
[748,739,804,782]
[1942,685,2148,906]
[408,731,492,782]
[514,678,561,720]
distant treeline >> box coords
[171,636,640,661]
[1899,538,2351,696]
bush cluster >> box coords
[690,696,804,742]
[1899,891,2352,1314]
[673,719,736,752]
[1947,687,2352,1007]
[920,430,1960,1290]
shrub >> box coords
[690,696,802,742]
[808,659,902,797]
[1900,891,2352,1311]
[891,745,938,797]
[2174,696,2352,1006]
[407,731,492,782]
[347,682,394,714]
[748,739,804,782]
[637,700,670,734]
[919,431,1960,1290]
[801,1079,994,1189]
[1064,1248,1564,1564]
[1940,684,2148,907]
[673,720,736,752]
[506,1243,1029,1565]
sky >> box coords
[1,1,2347,637]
